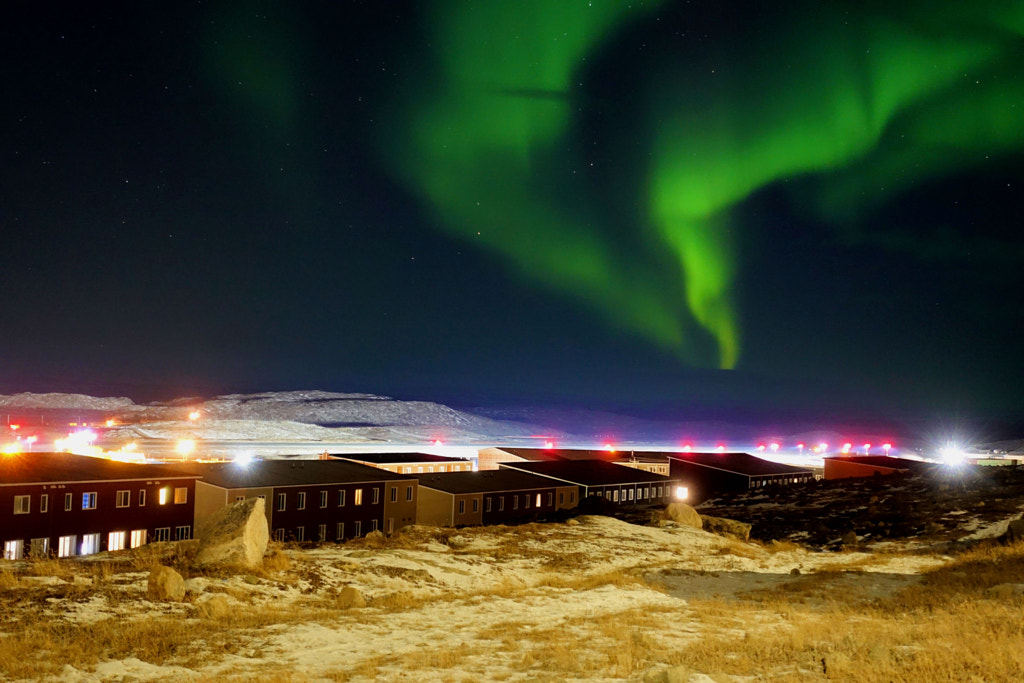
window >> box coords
[513,496,518,510]
[174,488,188,504]
[485,497,492,512]
[536,493,542,508]
[628,489,634,501]
[390,486,397,503]
[427,466,434,473]
[657,486,663,498]
[320,490,328,508]
[13,495,30,514]
[130,530,147,548]
[40,494,48,513]
[353,521,362,538]
[158,488,169,505]
[318,524,327,542]
[80,533,100,556]
[139,489,146,506]
[337,490,346,506]
[153,528,170,542]
[403,467,412,474]
[498,496,504,511]
[30,538,49,557]
[386,518,394,534]
[569,491,575,503]
[406,486,413,501]
[58,535,76,558]
[612,490,619,503]
[472,498,479,513]
[82,492,97,510]
[274,529,285,542]
[116,490,130,508]
[236,496,245,502]
[64,493,73,511]
[354,488,363,506]
[458,500,465,514]
[547,493,553,506]
[417,466,423,473]
[296,526,305,542]
[175,526,191,541]
[372,488,380,504]
[558,492,564,505]
[524,494,529,509]
[108,531,126,552]
[297,492,306,510]
[3,540,24,560]
[336,522,344,540]
[370,519,378,532]
[276,493,287,511]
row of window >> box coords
[2,526,192,560]
[12,487,188,514]
[400,464,470,474]
[272,518,385,543]
[270,485,414,512]
[594,485,670,503]
[482,490,575,513]
[748,476,811,488]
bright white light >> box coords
[235,451,255,467]
[674,486,688,500]
[2,443,21,455]
[770,443,780,452]
[188,411,200,421]
[176,439,196,456]
[939,444,966,466]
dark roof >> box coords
[415,470,568,495]
[0,452,199,486]
[824,455,928,471]
[668,452,814,477]
[333,452,469,465]
[181,459,414,489]
[492,447,670,463]
[498,460,671,486]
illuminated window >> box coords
[58,535,76,558]
[130,530,147,548]
[158,488,169,505]
[80,533,100,555]
[116,490,130,508]
[628,489,634,501]
[13,495,30,515]
[40,494,48,513]
[174,488,187,504]
[3,540,23,560]
[612,490,619,503]
[536,493,542,508]
[297,492,306,510]
[354,489,363,506]
[82,492,97,510]
[108,531,126,552]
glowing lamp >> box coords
[188,411,200,421]
[604,443,615,452]
[681,444,692,452]
[883,443,892,454]
[674,486,688,500]
[544,441,554,449]
[863,444,871,454]
[715,444,725,453]
[433,439,444,446]
[176,439,195,456]
[9,424,19,431]
[757,444,766,452]
[842,443,852,454]
[770,443,780,452]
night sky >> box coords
[2,1,1023,430]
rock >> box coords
[146,566,185,601]
[1001,518,1024,543]
[195,497,269,569]
[986,583,1024,600]
[663,503,703,530]
[336,586,366,609]
[196,595,231,618]
[790,568,801,576]
[841,530,858,547]
[365,530,385,541]
[566,518,579,526]
[701,515,752,541]
[644,664,692,683]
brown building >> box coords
[415,470,578,527]
[1,452,199,559]
[334,452,473,474]
[498,460,684,506]
[479,446,671,475]
[668,452,815,503]
[823,455,929,480]
[186,460,418,542]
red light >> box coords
[770,442,780,451]
[756,444,766,452]
[604,443,616,453]
[716,444,725,453]
[543,441,554,449]
[9,425,19,431]
[842,443,852,454]
[433,439,443,446]
[796,443,805,450]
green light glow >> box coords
[381,1,1024,370]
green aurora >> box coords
[378,0,1024,370]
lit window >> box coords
[58,535,76,558]
[13,495,30,515]
[40,494,48,513]
[3,540,24,560]
[108,531,126,552]
[297,492,306,510]
[80,533,100,555]
[116,490,130,508]
[612,490,619,503]
[82,492,97,510]
[158,488,169,505]
[354,489,363,506]
[536,493,542,508]
[130,530,147,548]
[628,489,634,501]
[174,488,188,504]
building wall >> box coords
[615,461,671,476]
[477,447,520,471]
[823,460,902,480]
[416,486,455,527]
[1,477,197,558]
[481,486,561,525]
[268,482,387,542]
[668,461,748,503]
[382,479,418,534]
[585,480,681,506]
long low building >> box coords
[478,446,670,475]
[185,460,418,542]
[497,459,686,506]
[668,452,815,503]
[823,455,931,480]
[415,470,579,527]
[335,452,473,474]
[1,452,199,559]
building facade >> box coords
[416,470,578,527]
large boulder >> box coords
[146,565,185,601]
[701,515,752,541]
[1001,517,1024,544]
[663,503,703,530]
[195,497,269,568]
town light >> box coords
[188,411,200,421]
[674,486,689,500]
[883,443,892,455]
[841,443,852,454]
[770,443,780,452]
[176,439,195,457]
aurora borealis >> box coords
[1,1,1023,426]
